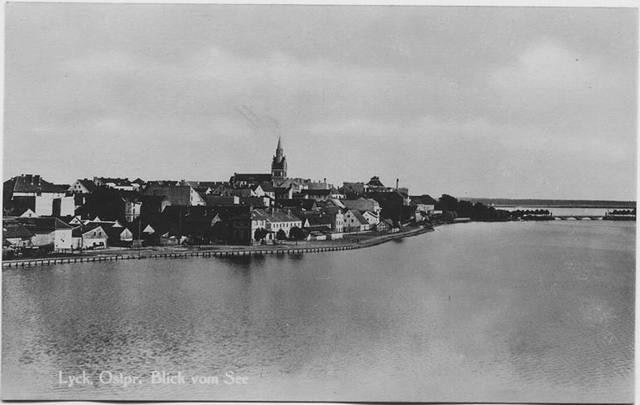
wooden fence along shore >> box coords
[2,226,432,268]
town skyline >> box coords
[4,4,637,200]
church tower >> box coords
[271,136,287,179]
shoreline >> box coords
[2,225,434,268]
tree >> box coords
[254,228,268,243]
[276,229,287,243]
[289,226,306,241]
[436,194,459,212]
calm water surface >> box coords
[2,221,634,402]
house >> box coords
[341,198,381,215]
[341,182,366,197]
[376,218,396,233]
[343,209,370,232]
[364,176,389,192]
[295,189,332,201]
[319,205,345,233]
[71,223,108,250]
[206,195,240,206]
[229,173,272,187]
[259,182,276,199]
[249,208,302,243]
[361,210,380,226]
[15,217,73,251]
[301,212,333,232]
[93,177,135,191]
[68,179,97,195]
[131,178,146,191]
[274,186,294,200]
[106,225,134,247]
[3,196,38,217]
[369,191,415,224]
[4,174,74,217]
[3,221,34,248]
[240,196,271,208]
[143,184,206,207]
[122,195,142,222]
[275,199,318,211]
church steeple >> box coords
[271,137,287,179]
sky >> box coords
[4,4,637,200]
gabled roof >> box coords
[15,217,73,233]
[259,182,275,192]
[346,209,368,225]
[74,179,97,193]
[10,174,67,194]
[366,176,385,187]
[231,173,272,183]
[3,221,34,239]
[72,223,107,237]
[275,199,317,210]
[300,189,331,196]
[258,209,301,223]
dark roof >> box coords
[255,208,301,223]
[410,194,437,205]
[240,196,269,208]
[4,196,36,216]
[306,214,332,226]
[95,177,131,186]
[275,199,317,211]
[300,189,331,196]
[3,221,34,239]
[206,195,239,206]
[105,225,132,240]
[77,179,97,193]
[231,173,272,183]
[143,184,192,205]
[366,176,385,187]
[10,174,67,194]
[348,209,368,224]
[259,182,275,192]
[15,217,73,232]
[72,223,106,237]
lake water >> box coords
[2,221,634,402]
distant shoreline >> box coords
[466,199,635,208]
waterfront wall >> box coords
[2,226,431,268]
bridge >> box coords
[553,216,603,220]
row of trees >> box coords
[253,227,307,244]
[435,194,512,221]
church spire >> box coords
[272,136,287,179]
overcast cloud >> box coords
[4,4,637,199]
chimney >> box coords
[396,178,399,190]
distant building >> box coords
[4,174,74,217]
[3,221,34,248]
[71,223,108,250]
[343,209,370,232]
[68,179,97,195]
[15,217,73,251]
[143,184,206,208]
[229,173,273,187]
[93,177,135,191]
[341,198,381,215]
